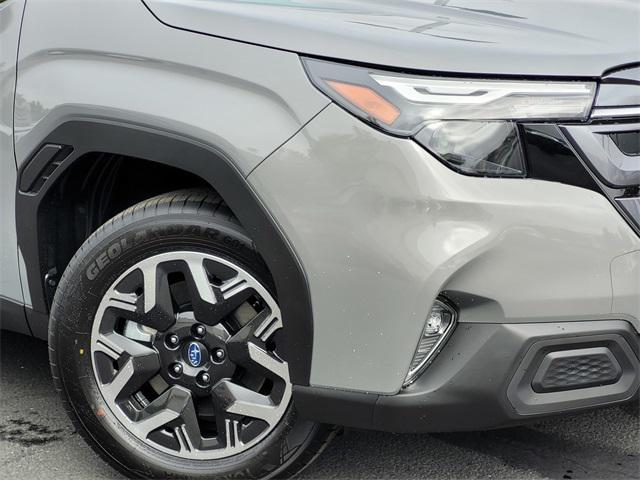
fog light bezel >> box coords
[403,297,458,387]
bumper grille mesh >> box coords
[532,347,622,393]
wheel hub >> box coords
[154,315,236,396]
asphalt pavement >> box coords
[1,330,638,479]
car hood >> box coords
[144,0,640,78]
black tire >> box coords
[48,189,335,479]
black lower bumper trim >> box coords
[294,320,640,433]
[293,385,377,429]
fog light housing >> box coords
[404,298,457,387]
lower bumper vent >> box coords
[532,347,622,393]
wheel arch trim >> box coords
[15,117,313,385]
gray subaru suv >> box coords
[1,0,639,478]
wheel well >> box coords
[18,119,312,385]
[40,152,212,301]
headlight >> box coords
[303,58,596,177]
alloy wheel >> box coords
[90,251,291,459]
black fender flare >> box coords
[15,118,313,385]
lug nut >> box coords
[194,324,206,337]
[198,372,211,385]
[212,348,226,362]
[170,363,183,377]
[166,334,180,348]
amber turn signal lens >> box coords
[326,80,400,126]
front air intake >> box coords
[531,347,622,393]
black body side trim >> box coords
[19,144,73,193]
[0,296,31,336]
[15,119,313,385]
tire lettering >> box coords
[96,252,109,270]
[107,242,121,259]
[85,225,243,281]
[85,238,130,280]
[86,262,100,281]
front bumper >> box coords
[249,104,640,394]
[293,320,639,432]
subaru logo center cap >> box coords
[187,342,202,367]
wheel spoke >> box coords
[252,310,283,344]
[227,311,288,380]
[95,331,155,359]
[106,290,138,313]
[246,342,289,380]
[138,263,177,332]
[212,379,281,427]
[176,400,202,453]
[183,257,218,312]
[99,266,175,332]
[212,410,243,451]
[223,417,242,450]
[101,291,141,326]
[134,386,201,447]
[228,307,282,345]
[96,333,160,403]
[183,258,256,325]
[212,276,256,321]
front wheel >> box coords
[49,190,334,479]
